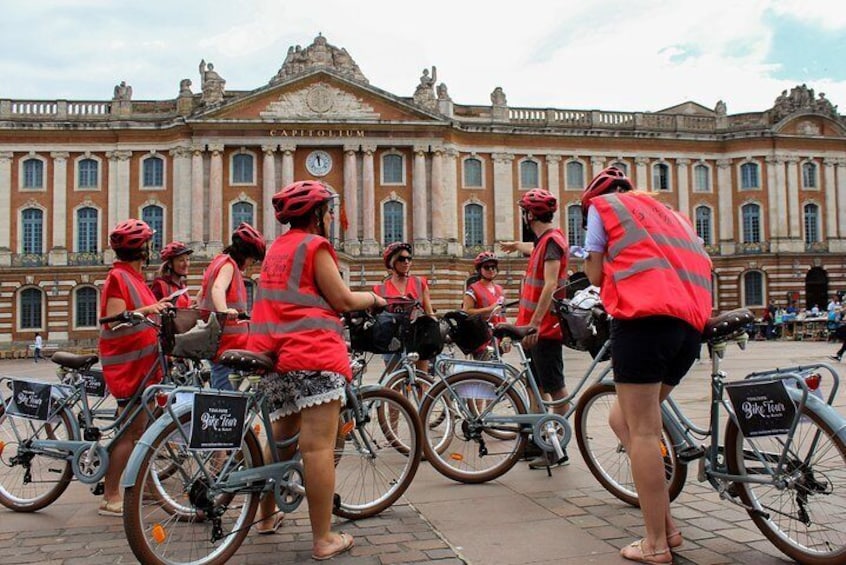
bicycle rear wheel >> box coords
[419,372,527,484]
[333,387,422,520]
[124,411,262,565]
[574,383,686,507]
[380,369,438,454]
[725,406,846,565]
[0,403,75,512]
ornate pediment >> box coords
[270,34,368,85]
[260,82,379,120]
[771,84,839,122]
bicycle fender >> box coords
[121,403,193,488]
[786,387,846,444]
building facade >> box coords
[1,34,845,349]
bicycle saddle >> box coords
[702,309,755,342]
[218,350,275,372]
[492,323,537,341]
[51,351,99,370]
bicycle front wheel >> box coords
[725,406,846,565]
[0,403,75,512]
[123,411,262,565]
[334,387,423,520]
[574,383,686,507]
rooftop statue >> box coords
[271,34,368,84]
[771,83,839,122]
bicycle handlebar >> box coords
[98,310,146,326]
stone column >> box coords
[676,158,691,218]
[361,144,378,255]
[546,155,562,232]
[279,144,296,237]
[590,156,606,181]
[343,145,360,255]
[635,156,649,190]
[207,144,224,254]
[492,153,515,241]
[835,160,846,252]
[442,147,460,255]
[261,144,277,241]
[50,152,70,265]
[412,145,430,255]
[786,157,800,240]
[190,146,205,247]
[115,151,132,222]
[766,157,781,245]
[716,159,735,255]
[430,146,445,254]
[824,158,837,239]
[0,152,12,266]
[170,146,192,243]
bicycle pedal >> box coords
[677,446,705,463]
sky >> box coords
[2,0,845,115]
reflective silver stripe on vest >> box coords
[287,234,315,289]
[200,255,246,312]
[116,270,146,309]
[222,323,250,335]
[520,297,537,310]
[612,257,712,292]
[524,275,544,287]
[100,343,159,367]
[252,317,344,336]
[255,288,332,309]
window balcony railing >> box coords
[463,243,490,258]
[68,252,104,266]
[11,253,45,267]
[738,241,770,254]
[805,241,828,253]
[704,244,721,256]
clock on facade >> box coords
[306,150,333,177]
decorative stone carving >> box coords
[179,79,193,96]
[112,81,132,101]
[260,83,378,119]
[771,83,839,122]
[436,82,451,101]
[714,100,726,116]
[491,87,507,107]
[199,60,226,105]
[413,66,437,110]
[271,34,368,84]
[797,120,822,136]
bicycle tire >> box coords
[333,387,423,520]
[419,371,527,484]
[380,369,451,454]
[124,411,262,565]
[574,383,686,507]
[725,405,846,565]
[0,403,75,512]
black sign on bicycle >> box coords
[726,379,796,437]
[8,379,53,421]
[80,370,107,398]
[189,393,248,451]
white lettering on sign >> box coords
[200,407,239,432]
[16,390,44,410]
[269,129,366,137]
[741,395,788,420]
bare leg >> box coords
[104,407,147,504]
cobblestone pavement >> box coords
[1,339,843,563]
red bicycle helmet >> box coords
[473,251,499,270]
[383,242,413,269]
[581,166,633,219]
[272,180,334,224]
[519,189,557,216]
[160,241,193,261]
[232,222,266,260]
[109,219,153,251]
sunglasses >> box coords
[482,264,498,271]
[395,256,413,263]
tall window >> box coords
[740,162,759,189]
[382,154,403,184]
[23,158,43,189]
[232,153,254,184]
[244,280,255,312]
[22,208,43,254]
[566,161,584,189]
[653,163,670,190]
[78,158,98,188]
[464,203,484,247]
[520,160,539,188]
[693,164,710,192]
[143,156,164,187]
[802,162,817,188]
[231,201,254,231]
[77,207,98,253]
[742,203,761,243]
[383,201,403,244]
[567,205,584,247]
[743,271,764,307]
[20,288,42,329]
[804,203,820,244]
[695,206,712,245]
[142,205,164,252]
[463,158,482,187]
[75,287,98,328]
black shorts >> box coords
[526,339,564,393]
[611,316,701,386]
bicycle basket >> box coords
[442,310,492,355]
[407,315,444,359]
[552,287,610,360]
[169,311,223,360]
[345,310,406,354]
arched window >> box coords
[802,162,817,188]
[142,205,164,252]
[143,156,164,187]
[463,158,482,187]
[740,162,759,189]
[804,203,820,244]
[464,203,484,247]
[23,158,44,189]
[653,163,670,190]
[232,153,254,184]
[382,154,404,184]
[75,287,98,328]
[693,164,710,192]
[695,206,712,245]
[77,207,98,253]
[231,201,254,231]
[20,288,43,329]
[520,160,539,188]
[743,271,764,307]
[383,201,404,244]
[22,208,43,254]
[78,158,99,189]
[567,205,584,247]
[741,203,761,243]
[565,161,584,189]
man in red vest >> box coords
[581,167,712,564]
[500,188,570,469]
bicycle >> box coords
[121,348,422,565]
[575,308,846,564]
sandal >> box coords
[667,530,683,549]
[98,499,123,517]
[312,531,354,561]
[620,539,672,564]
[256,514,284,535]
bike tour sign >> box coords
[189,392,248,451]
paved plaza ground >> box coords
[1,339,843,564]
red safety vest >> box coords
[249,229,351,379]
[99,263,162,399]
[468,280,506,326]
[373,276,427,300]
[517,229,569,341]
[199,254,249,360]
[592,192,713,332]
[150,275,191,309]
